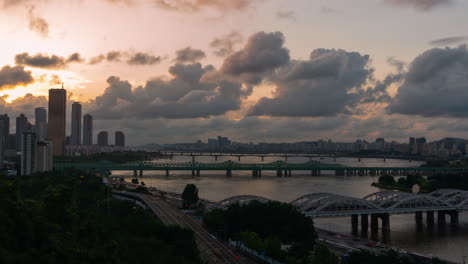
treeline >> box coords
[375,173,468,191]
[203,201,317,263]
[0,170,200,264]
[54,151,153,164]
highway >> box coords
[132,193,254,264]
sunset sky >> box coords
[1,0,468,145]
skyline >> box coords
[1,0,468,145]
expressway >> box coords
[132,193,254,264]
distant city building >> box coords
[83,114,93,145]
[71,102,82,145]
[97,131,108,146]
[16,114,29,152]
[36,140,53,172]
[35,107,47,141]
[48,88,67,156]
[0,114,10,150]
[21,132,36,176]
[115,131,125,146]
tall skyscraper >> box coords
[97,131,108,146]
[36,140,53,172]
[0,114,9,151]
[115,131,125,146]
[16,114,29,152]
[21,132,37,176]
[48,88,67,156]
[71,102,82,145]
[35,107,47,142]
[83,114,93,145]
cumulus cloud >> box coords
[153,0,254,12]
[28,7,49,37]
[89,62,252,119]
[388,45,468,117]
[429,36,468,46]
[15,52,83,69]
[221,31,290,84]
[210,31,243,57]
[249,48,375,117]
[0,93,48,120]
[127,52,161,65]
[0,65,34,90]
[384,0,453,11]
[174,47,206,63]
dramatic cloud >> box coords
[0,65,34,90]
[0,93,47,120]
[90,62,252,119]
[153,0,253,12]
[28,7,49,37]
[249,48,375,117]
[384,0,453,11]
[221,31,290,84]
[174,47,206,63]
[15,52,83,69]
[388,45,468,117]
[429,36,468,46]
[127,52,161,65]
[210,31,242,57]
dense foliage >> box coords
[0,170,200,264]
[182,184,199,209]
[344,250,443,264]
[203,201,317,263]
[54,151,154,164]
[375,173,468,192]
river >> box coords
[112,156,468,263]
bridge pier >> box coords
[192,170,195,176]
[352,215,359,234]
[258,170,262,177]
[371,214,379,232]
[215,156,218,161]
[370,213,390,231]
[427,211,434,226]
[139,170,143,177]
[415,211,423,226]
[133,170,137,177]
[165,170,170,176]
[381,214,390,231]
[449,211,459,226]
[276,170,283,177]
[261,156,264,162]
[196,170,200,177]
[361,214,369,234]
[238,156,241,162]
[226,170,232,177]
[438,211,446,225]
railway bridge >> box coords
[207,189,468,233]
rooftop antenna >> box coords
[61,83,64,89]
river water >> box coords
[113,156,468,262]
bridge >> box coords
[206,189,468,233]
[160,151,422,162]
[54,160,468,177]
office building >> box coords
[83,114,93,145]
[115,131,125,146]
[21,132,36,176]
[16,114,29,152]
[0,114,9,150]
[71,102,82,145]
[48,88,67,156]
[35,107,47,141]
[97,131,108,146]
[36,140,53,172]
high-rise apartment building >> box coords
[16,114,29,152]
[48,88,66,156]
[0,114,9,151]
[115,131,125,146]
[83,114,93,145]
[36,140,53,172]
[71,102,82,145]
[21,132,36,176]
[97,131,108,146]
[35,107,47,141]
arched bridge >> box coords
[208,189,468,217]
[207,189,468,232]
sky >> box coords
[1,0,468,145]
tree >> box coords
[182,184,199,209]
[378,175,395,185]
[308,245,339,264]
